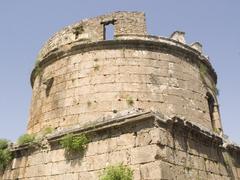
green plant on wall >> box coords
[126,96,134,106]
[213,127,221,134]
[34,60,43,77]
[43,127,54,136]
[60,133,89,153]
[33,59,44,87]
[72,25,84,39]
[0,139,12,172]
[87,101,92,107]
[199,63,219,96]
[100,164,133,180]
[0,139,9,150]
[17,134,36,146]
[93,64,100,71]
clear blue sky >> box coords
[0,1,239,144]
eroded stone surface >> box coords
[28,11,220,135]
[1,11,238,180]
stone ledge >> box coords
[47,110,154,142]
[10,110,239,155]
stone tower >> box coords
[1,11,240,180]
[28,11,222,135]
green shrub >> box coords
[0,139,8,150]
[43,127,54,136]
[0,149,12,172]
[60,133,89,152]
[34,60,43,77]
[100,164,133,180]
[17,134,35,146]
[213,127,221,134]
[0,139,12,172]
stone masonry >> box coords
[1,11,239,180]
[28,11,221,134]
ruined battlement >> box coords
[37,11,147,61]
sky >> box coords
[0,0,239,144]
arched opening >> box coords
[206,92,222,134]
[207,92,215,129]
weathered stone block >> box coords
[141,161,165,179]
[149,127,174,147]
[51,149,66,162]
[136,131,151,146]
[51,173,79,180]
[175,150,187,166]
[109,150,129,165]
[78,171,99,180]
[51,161,70,175]
[131,145,158,164]
[116,133,135,150]
[160,161,174,180]
[90,153,108,170]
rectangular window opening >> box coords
[104,23,115,40]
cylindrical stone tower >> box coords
[28,11,223,135]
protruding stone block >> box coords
[191,42,203,53]
[170,31,186,43]
[140,161,162,179]
[130,145,158,164]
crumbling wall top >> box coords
[32,11,217,88]
[37,11,147,61]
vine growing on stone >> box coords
[199,63,219,96]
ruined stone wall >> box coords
[28,43,217,134]
[28,11,221,135]
[1,113,239,180]
[37,11,146,61]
